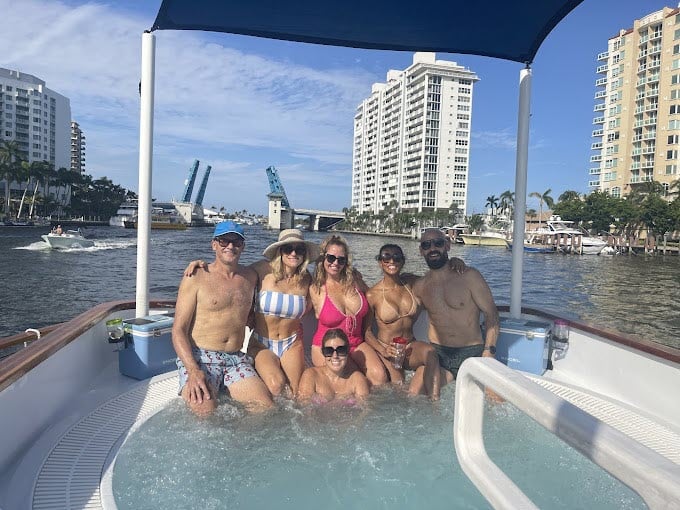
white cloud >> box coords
[0,0,373,212]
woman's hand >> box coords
[184,259,207,277]
[448,257,467,274]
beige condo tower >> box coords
[591,6,680,199]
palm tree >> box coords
[558,190,581,202]
[529,189,554,231]
[0,140,22,216]
[499,190,514,217]
[485,195,499,216]
[466,214,485,234]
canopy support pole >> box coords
[136,30,156,317]
[510,65,531,318]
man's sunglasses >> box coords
[281,243,306,255]
[420,238,446,250]
[378,253,405,263]
[321,344,349,357]
[324,254,347,265]
[215,236,244,248]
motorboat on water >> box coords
[40,229,95,249]
[532,215,607,255]
[1,1,679,509]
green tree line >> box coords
[553,182,680,238]
[1,140,134,220]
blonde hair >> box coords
[313,235,355,290]
[269,246,311,284]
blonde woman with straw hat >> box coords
[184,228,319,397]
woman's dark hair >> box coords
[376,243,405,261]
[321,328,349,347]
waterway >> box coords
[1,225,679,349]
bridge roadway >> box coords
[293,208,344,231]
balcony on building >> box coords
[594,90,606,100]
[592,128,604,137]
[593,116,605,125]
[591,142,603,150]
[588,180,600,187]
[597,51,609,61]
[596,64,609,74]
[595,77,607,87]
[590,155,602,163]
[589,167,601,175]
[593,103,606,112]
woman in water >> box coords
[365,244,442,400]
[309,235,388,387]
[297,328,369,403]
[184,229,318,397]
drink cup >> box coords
[392,337,408,369]
[106,318,124,347]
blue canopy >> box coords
[151,0,584,63]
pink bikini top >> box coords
[312,285,368,351]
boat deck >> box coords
[20,369,680,510]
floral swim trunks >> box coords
[176,347,257,395]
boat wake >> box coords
[14,239,137,252]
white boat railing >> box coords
[453,358,680,510]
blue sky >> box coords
[0,0,667,214]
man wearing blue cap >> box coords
[172,221,273,415]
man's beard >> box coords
[425,251,448,269]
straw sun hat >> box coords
[262,229,320,261]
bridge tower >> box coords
[194,165,212,206]
[181,160,200,203]
[265,166,293,229]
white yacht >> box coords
[109,199,139,227]
[533,215,607,255]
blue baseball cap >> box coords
[213,221,245,239]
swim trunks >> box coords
[431,343,484,377]
[176,347,257,395]
[257,290,307,319]
[312,285,368,353]
[253,331,299,358]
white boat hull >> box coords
[459,233,507,246]
[41,232,95,249]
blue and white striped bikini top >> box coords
[257,290,307,319]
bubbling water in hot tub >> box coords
[112,385,643,510]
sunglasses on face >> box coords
[281,243,306,255]
[215,236,244,248]
[378,253,405,263]
[324,254,347,266]
[420,238,446,250]
[321,344,349,357]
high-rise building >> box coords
[0,68,71,169]
[351,53,478,216]
[70,121,86,174]
[590,6,680,198]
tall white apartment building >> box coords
[590,6,680,197]
[351,53,478,215]
[70,121,86,174]
[0,68,71,170]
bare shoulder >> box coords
[461,267,484,282]
[365,283,380,301]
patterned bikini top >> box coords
[257,290,307,320]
